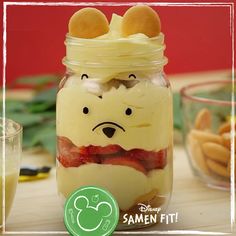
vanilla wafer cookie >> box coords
[69,8,109,38]
[122,5,161,37]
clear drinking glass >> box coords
[181,80,235,190]
[0,118,22,228]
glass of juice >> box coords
[0,118,22,229]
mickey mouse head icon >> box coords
[64,186,119,236]
[74,195,112,232]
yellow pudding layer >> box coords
[57,162,171,211]
[57,80,172,151]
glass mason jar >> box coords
[56,33,173,230]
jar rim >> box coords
[0,118,23,139]
[180,80,235,106]
[62,57,168,69]
[64,32,168,74]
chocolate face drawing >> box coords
[92,121,126,138]
[57,76,171,151]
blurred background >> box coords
[5,3,232,84]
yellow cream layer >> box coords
[64,14,167,82]
[57,163,171,211]
[57,80,172,151]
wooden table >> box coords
[4,70,235,235]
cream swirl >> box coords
[63,14,167,82]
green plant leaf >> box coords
[32,87,57,103]
[23,122,56,155]
[173,93,182,130]
[27,101,55,113]
[4,75,58,155]
[40,132,56,156]
[23,125,41,148]
[31,124,56,155]
[5,100,26,113]
[6,112,45,127]
[41,112,55,119]
[15,74,59,86]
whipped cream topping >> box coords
[63,14,167,82]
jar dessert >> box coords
[56,5,173,230]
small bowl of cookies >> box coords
[180,80,235,190]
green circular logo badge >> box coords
[64,186,119,236]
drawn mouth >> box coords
[92,122,125,138]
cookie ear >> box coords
[69,8,109,38]
[74,196,89,211]
[121,5,161,38]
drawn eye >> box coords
[81,74,89,80]
[125,108,132,116]
[129,74,136,79]
[83,107,89,114]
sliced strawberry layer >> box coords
[70,146,89,155]
[102,156,147,175]
[57,136,73,157]
[63,144,122,155]
[58,155,81,167]
[58,154,99,168]
[57,136,167,171]
[141,149,167,170]
[128,149,167,170]
[87,144,122,155]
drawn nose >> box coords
[102,127,116,138]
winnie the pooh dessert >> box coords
[56,5,173,229]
